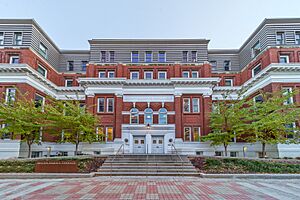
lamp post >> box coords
[47,146,51,157]
[243,146,247,158]
[146,123,151,154]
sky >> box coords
[0,0,299,50]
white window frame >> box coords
[192,98,200,113]
[295,31,300,45]
[144,108,153,125]
[13,32,22,45]
[158,51,166,62]
[193,127,201,142]
[276,32,285,45]
[210,61,217,70]
[38,42,48,59]
[144,71,153,79]
[182,51,188,62]
[283,87,293,105]
[182,71,190,78]
[251,41,261,58]
[224,78,233,87]
[106,127,114,142]
[5,88,16,103]
[158,108,168,125]
[131,51,139,63]
[65,79,73,87]
[191,71,199,78]
[67,61,74,71]
[130,108,139,124]
[9,56,19,64]
[0,32,4,45]
[37,64,47,78]
[279,55,289,63]
[109,51,115,62]
[97,98,105,113]
[130,71,139,80]
[107,71,115,78]
[184,127,191,142]
[98,71,106,78]
[252,64,262,77]
[145,51,153,62]
[106,98,114,113]
[158,71,167,79]
[224,60,231,71]
[183,98,191,113]
[35,93,45,110]
[191,51,197,62]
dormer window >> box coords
[0,32,4,45]
[39,43,48,59]
[182,51,188,62]
[251,41,261,58]
[101,51,106,62]
[158,51,166,62]
[145,51,152,62]
[67,61,74,71]
[276,32,285,45]
[13,32,22,45]
[224,60,231,71]
[131,51,139,62]
[191,51,197,62]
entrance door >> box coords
[133,136,146,154]
[151,136,164,154]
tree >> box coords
[244,91,300,158]
[0,93,48,158]
[46,100,99,155]
[203,93,247,156]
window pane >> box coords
[39,43,47,59]
[37,65,47,77]
[106,127,113,142]
[81,61,88,71]
[5,88,16,104]
[159,108,167,124]
[252,64,262,77]
[145,51,152,62]
[224,60,231,71]
[131,51,139,62]
[193,127,200,142]
[99,71,106,78]
[184,127,191,141]
[182,71,189,78]
[191,71,198,78]
[35,94,44,108]
[109,51,115,62]
[224,79,233,86]
[279,56,289,63]
[251,41,261,58]
[130,108,139,124]
[276,32,284,45]
[144,108,153,124]
[101,51,106,62]
[131,72,139,79]
[144,71,153,79]
[183,98,190,112]
[107,98,114,112]
[158,51,166,62]
[68,61,74,71]
[98,98,105,112]
[296,32,300,45]
[14,32,22,45]
[182,51,188,62]
[0,32,4,45]
[192,98,199,112]
[158,72,167,79]
[191,51,197,62]
[108,71,115,78]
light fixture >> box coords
[146,123,151,130]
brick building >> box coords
[1,18,300,158]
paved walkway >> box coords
[0,177,300,199]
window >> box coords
[183,98,190,113]
[34,94,45,109]
[196,151,203,155]
[251,41,261,58]
[296,32,300,45]
[215,151,223,156]
[37,65,47,78]
[158,108,167,125]
[191,71,198,78]
[285,123,296,139]
[131,51,139,62]
[279,55,289,63]
[224,60,231,71]
[81,61,88,71]
[109,51,115,62]
[5,88,16,104]
[13,32,22,45]
[38,43,48,59]
[145,51,152,62]
[67,61,74,71]
[0,32,4,45]
[31,151,42,158]
[97,98,105,112]
[130,71,139,79]
[101,51,106,62]
[254,95,263,103]
[144,108,153,125]
[210,61,217,70]
[144,71,153,79]
[252,64,262,77]
[158,71,167,79]
[224,78,233,86]
[276,32,285,45]
[65,79,73,87]
[184,127,191,141]
[191,51,197,62]
[106,127,113,142]
[182,51,188,62]
[158,51,166,62]
[99,71,106,78]
[130,108,139,124]
[182,71,189,78]
[230,152,238,157]
[108,71,115,78]
[107,98,114,112]
[192,98,199,113]
[9,56,19,64]
[283,87,293,105]
[193,127,200,142]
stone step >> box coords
[98,168,197,172]
[100,165,195,169]
[94,172,200,176]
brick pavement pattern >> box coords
[0,177,300,200]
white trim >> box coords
[97,97,105,113]
[184,127,191,142]
[130,71,139,80]
[130,108,139,124]
[145,51,153,62]
[193,127,201,142]
[65,79,73,87]
[192,98,200,113]
[98,71,106,78]
[158,71,167,79]
[106,98,114,113]
[35,93,45,110]
[131,51,139,63]
[282,87,294,105]
[144,71,153,79]
[224,78,233,86]
[183,98,191,113]
[252,63,262,77]
[279,55,289,63]
[158,51,166,62]
[37,64,47,78]
[182,71,189,78]
[107,71,115,78]
[5,88,16,103]
[105,127,114,142]
[9,56,19,64]
[191,71,199,78]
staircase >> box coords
[95,154,200,176]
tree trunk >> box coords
[262,142,266,158]
[75,142,79,156]
[27,142,32,158]
[224,143,228,157]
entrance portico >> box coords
[122,124,175,154]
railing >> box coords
[171,143,184,176]
[110,143,124,177]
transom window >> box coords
[182,71,189,78]
[144,108,153,125]
[158,71,167,79]
[182,51,188,62]
[37,65,47,78]
[13,32,22,45]
[251,41,261,58]
[130,71,139,79]
[158,51,166,62]
[276,32,285,45]
[130,108,139,124]
[279,55,289,63]
[144,71,153,79]
[252,64,262,77]
[145,51,152,62]
[158,108,167,124]
[0,32,4,45]
[39,43,48,59]
[131,51,139,62]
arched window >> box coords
[130,108,139,124]
[144,108,153,125]
[158,108,167,124]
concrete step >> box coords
[98,169,197,173]
[94,172,200,176]
[100,165,195,169]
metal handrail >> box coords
[110,143,124,177]
[171,143,184,176]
